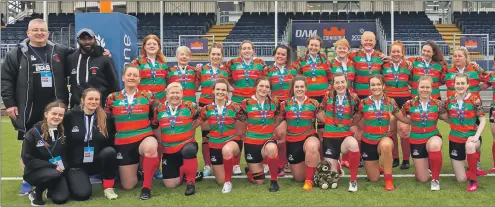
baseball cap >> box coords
[77,28,96,39]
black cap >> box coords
[77,28,96,39]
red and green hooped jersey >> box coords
[262,64,298,101]
[488,72,495,106]
[329,57,356,94]
[294,53,331,97]
[357,95,399,144]
[105,89,155,145]
[319,90,360,139]
[443,63,489,99]
[226,57,266,103]
[408,57,446,99]
[152,101,199,153]
[349,50,384,97]
[401,97,445,144]
[240,96,280,145]
[443,94,484,143]
[196,64,230,105]
[279,97,318,142]
[197,102,245,149]
[166,65,199,103]
[131,56,168,103]
[382,61,411,98]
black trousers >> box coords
[23,168,69,204]
[66,146,117,201]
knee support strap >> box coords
[181,142,199,159]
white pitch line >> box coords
[3,174,495,181]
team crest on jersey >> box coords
[91,67,99,75]
[53,54,60,62]
[116,153,123,159]
[36,140,45,147]
[72,126,79,133]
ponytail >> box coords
[96,107,108,138]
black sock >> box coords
[402,160,409,165]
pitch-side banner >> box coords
[185,38,209,53]
[75,12,138,88]
[291,22,376,48]
[460,37,482,53]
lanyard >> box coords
[34,127,59,158]
[84,114,95,144]
[213,102,227,135]
[29,45,48,64]
[309,55,319,80]
[336,57,348,76]
[392,61,401,88]
[418,100,430,129]
[292,97,304,125]
[122,89,137,119]
[365,52,373,75]
[371,97,385,124]
[336,94,347,124]
[256,99,268,124]
[146,57,158,82]
[177,65,187,86]
[242,59,252,83]
[165,101,179,130]
[275,64,286,88]
[455,99,465,124]
[422,58,431,76]
[209,64,219,82]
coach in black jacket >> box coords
[1,26,73,138]
[67,28,119,108]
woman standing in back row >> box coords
[226,40,266,175]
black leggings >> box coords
[67,146,118,201]
[23,168,69,204]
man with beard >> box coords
[67,28,119,108]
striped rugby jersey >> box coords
[357,95,399,144]
[166,65,199,103]
[349,50,384,97]
[382,61,411,98]
[319,90,360,139]
[443,63,489,99]
[329,57,356,94]
[153,101,199,154]
[401,97,445,144]
[488,72,495,107]
[240,96,280,145]
[197,101,245,149]
[443,93,484,144]
[105,89,155,145]
[294,53,332,98]
[262,64,298,101]
[226,57,266,103]
[279,96,319,142]
[131,56,169,103]
[196,64,230,105]
[408,57,446,99]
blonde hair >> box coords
[80,88,108,138]
[418,76,433,86]
[166,82,183,92]
[209,42,224,57]
[176,46,192,57]
[453,46,471,66]
[334,39,350,49]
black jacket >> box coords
[64,105,115,168]
[67,46,119,108]
[1,39,73,132]
[21,122,67,177]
